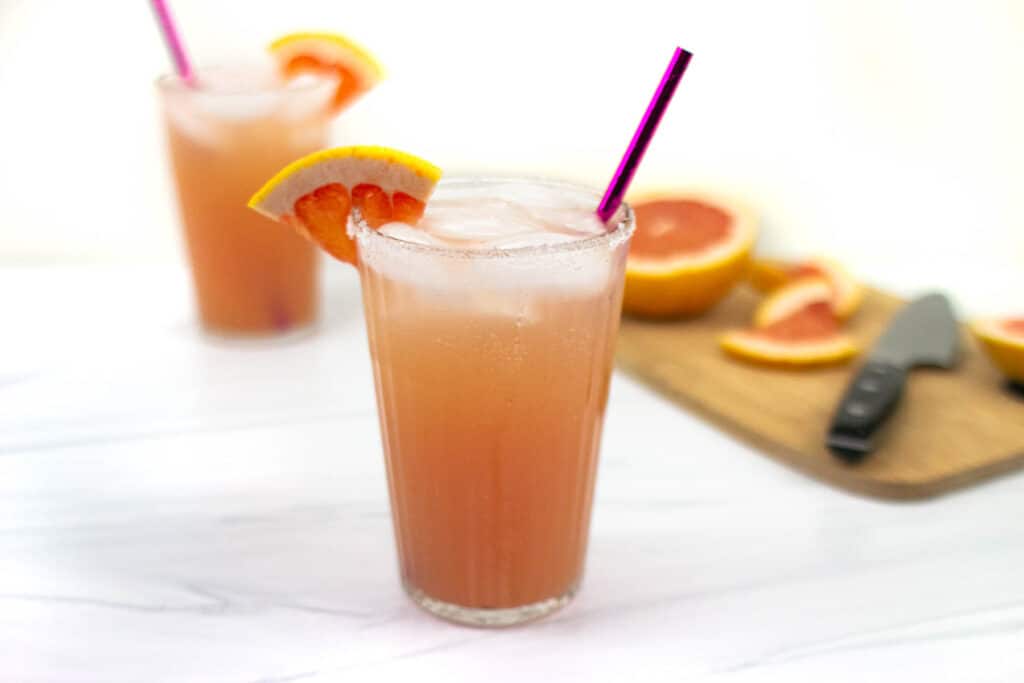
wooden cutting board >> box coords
[616,286,1024,499]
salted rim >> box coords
[352,176,635,261]
[155,63,336,98]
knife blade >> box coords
[827,293,959,462]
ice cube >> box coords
[417,199,533,243]
[183,63,292,121]
[417,186,606,245]
[162,64,293,145]
[191,91,281,121]
[364,179,617,296]
[280,75,336,121]
[163,100,220,147]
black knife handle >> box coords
[827,361,907,463]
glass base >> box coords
[197,320,318,347]
[403,579,577,628]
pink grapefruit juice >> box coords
[355,178,634,625]
[159,67,332,336]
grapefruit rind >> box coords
[248,146,441,265]
[810,257,864,319]
[269,32,384,110]
[623,192,759,318]
[270,32,384,77]
[972,318,1024,382]
[754,278,834,328]
[724,276,859,368]
[719,330,859,368]
[248,146,441,221]
[748,256,864,319]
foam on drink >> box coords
[380,180,607,249]
[360,179,627,296]
[161,63,334,147]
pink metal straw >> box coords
[597,47,693,223]
[150,0,195,85]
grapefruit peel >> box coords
[972,318,1024,384]
[248,145,441,265]
[269,32,384,113]
[748,257,863,319]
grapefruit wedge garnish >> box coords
[622,193,758,318]
[248,146,441,265]
[720,278,859,368]
[269,32,384,113]
[748,257,864,319]
[972,318,1024,384]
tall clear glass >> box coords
[158,66,332,337]
[356,178,634,626]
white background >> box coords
[1,0,1021,313]
[4,4,1024,678]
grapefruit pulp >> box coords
[972,318,1024,384]
[748,257,864,319]
[720,278,859,367]
[248,146,441,265]
[269,32,384,113]
[622,193,758,318]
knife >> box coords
[827,293,959,462]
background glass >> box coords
[158,66,331,337]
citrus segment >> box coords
[748,257,863,319]
[754,278,835,328]
[392,192,427,224]
[352,184,393,228]
[248,146,441,265]
[972,317,1024,383]
[269,32,384,113]
[721,278,858,367]
[291,183,354,263]
[623,193,758,318]
[757,300,843,341]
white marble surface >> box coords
[3,264,1023,682]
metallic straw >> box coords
[597,47,693,223]
[150,0,195,85]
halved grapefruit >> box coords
[720,279,858,367]
[748,257,863,319]
[622,193,758,318]
[972,318,1024,384]
[248,146,441,265]
[269,32,384,113]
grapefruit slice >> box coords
[753,277,834,328]
[748,257,864,319]
[269,32,384,113]
[720,279,859,367]
[622,193,758,318]
[972,318,1024,384]
[248,146,441,265]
